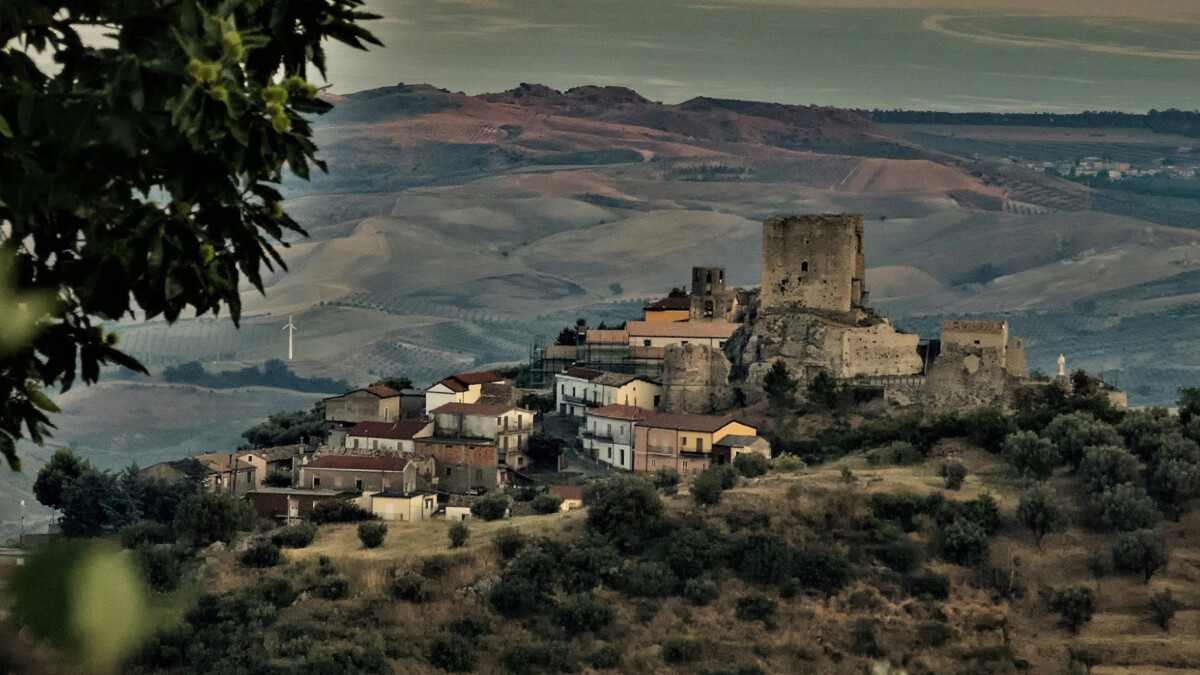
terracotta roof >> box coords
[416,436,496,447]
[305,456,410,471]
[431,402,523,416]
[238,445,306,462]
[713,435,767,447]
[625,320,740,339]
[583,329,628,344]
[545,345,577,359]
[587,404,653,421]
[347,420,431,440]
[365,385,400,397]
[593,372,658,388]
[639,412,750,433]
[645,296,691,311]
[433,370,504,392]
[549,485,583,501]
[194,453,254,473]
[561,366,604,381]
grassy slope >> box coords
[221,446,1200,674]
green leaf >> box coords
[0,114,11,138]
[27,387,61,414]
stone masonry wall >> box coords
[761,214,864,317]
[660,343,734,414]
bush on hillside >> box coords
[530,494,562,514]
[1150,588,1180,631]
[357,521,387,549]
[1049,586,1096,633]
[554,593,614,636]
[240,541,282,568]
[1146,456,1200,520]
[427,633,475,673]
[584,477,665,553]
[1079,445,1141,494]
[1002,430,1059,480]
[772,453,805,473]
[589,645,621,670]
[308,499,376,524]
[271,523,317,549]
[940,519,989,567]
[905,572,950,600]
[793,547,854,593]
[734,594,777,626]
[501,642,577,675]
[1044,412,1122,471]
[120,520,174,549]
[1017,484,1070,548]
[470,494,510,521]
[1112,529,1167,583]
[691,468,726,506]
[133,544,183,593]
[448,522,469,549]
[652,469,680,489]
[173,491,255,547]
[391,572,431,603]
[734,453,771,478]
[313,574,349,600]
[617,560,679,598]
[1089,483,1161,532]
[661,638,700,664]
[939,461,967,490]
[492,527,527,560]
[443,612,493,639]
[683,576,718,606]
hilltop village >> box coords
[116,213,1125,524]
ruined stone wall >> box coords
[660,343,734,414]
[840,324,923,378]
[923,342,1017,411]
[761,214,864,317]
[1006,338,1027,378]
[941,320,1008,352]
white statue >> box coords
[1057,354,1066,378]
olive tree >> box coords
[1001,430,1059,480]
[1016,483,1070,549]
[1112,529,1168,583]
[0,0,381,469]
[1043,412,1121,472]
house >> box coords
[141,453,257,496]
[424,371,506,414]
[236,444,310,489]
[624,320,740,349]
[555,366,605,417]
[711,435,772,466]
[548,485,584,511]
[344,419,433,454]
[430,402,535,467]
[245,487,350,524]
[370,490,438,522]
[299,456,415,494]
[413,437,507,493]
[642,296,691,323]
[582,404,651,471]
[555,368,662,418]
[397,389,427,419]
[632,413,757,475]
[323,385,402,445]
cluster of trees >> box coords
[163,359,348,393]
[865,109,1200,139]
[241,401,325,448]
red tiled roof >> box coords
[364,385,401,398]
[305,456,410,471]
[431,402,523,416]
[562,366,604,381]
[588,404,653,421]
[549,485,583,501]
[435,370,504,392]
[645,296,691,311]
[583,329,628,344]
[347,420,430,440]
[626,320,740,339]
[639,412,749,433]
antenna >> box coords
[282,315,297,360]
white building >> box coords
[424,371,506,414]
[555,367,605,418]
[430,402,536,459]
[344,419,433,453]
[624,320,740,349]
[554,368,662,419]
[582,404,650,471]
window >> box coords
[313,476,321,487]
[801,261,808,272]
[607,448,613,459]
[619,449,625,465]
[681,340,689,345]
[445,467,452,477]
[643,339,651,347]
[974,340,981,345]
[696,438,705,452]
[607,423,612,436]
[353,438,360,449]
[372,440,378,450]
[355,478,363,491]
[383,478,390,489]
[682,460,688,470]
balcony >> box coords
[558,393,599,406]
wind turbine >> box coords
[283,315,297,360]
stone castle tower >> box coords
[688,266,735,321]
[760,214,867,321]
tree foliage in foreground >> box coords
[0,0,381,469]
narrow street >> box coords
[541,413,618,481]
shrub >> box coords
[421,553,463,579]
[729,533,794,585]
[1079,445,1141,494]
[584,477,665,552]
[444,612,492,639]
[1017,484,1070,548]
[589,645,621,670]
[713,464,739,489]
[772,453,805,473]
[1044,412,1121,471]
[661,638,700,664]
[428,633,476,673]
[734,453,771,478]
[764,359,798,408]
[905,572,950,600]
[850,618,884,658]
[871,492,945,532]
[554,594,614,636]
[873,536,922,574]
[240,541,282,568]
[691,468,727,506]
[261,473,292,488]
[1049,586,1096,633]
[1090,483,1160,532]
[1086,549,1112,578]
[313,574,349,600]
[492,527,527,560]
[530,494,562,515]
[1112,529,1168,583]
[173,491,255,547]
[793,547,853,593]
[120,520,173,549]
[393,572,430,603]
[501,642,577,675]
[308,499,376,525]
[866,441,923,466]
[133,544,182,593]
[619,561,679,598]
[470,494,510,521]
[1002,431,1059,480]
[683,576,718,606]
[1068,647,1102,675]
[916,620,954,648]
[449,522,469,549]
[652,469,680,489]
[1146,456,1200,520]
[960,494,1001,536]
[735,594,777,626]
[270,523,317,549]
[489,577,545,618]
[258,576,297,608]
[357,521,387,549]
[1149,588,1180,631]
[962,408,1013,453]
[939,461,967,490]
[940,519,989,567]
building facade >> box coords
[344,419,433,454]
[299,456,415,494]
[581,404,649,471]
[424,371,506,414]
[632,413,757,475]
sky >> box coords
[315,0,1200,112]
